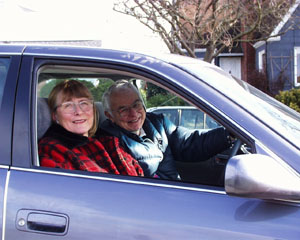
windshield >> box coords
[166,56,300,149]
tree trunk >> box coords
[204,44,215,63]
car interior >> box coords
[36,64,252,187]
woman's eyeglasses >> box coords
[56,100,93,114]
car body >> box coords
[0,44,300,239]
[147,106,220,130]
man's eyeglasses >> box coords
[56,100,93,114]
[115,100,144,118]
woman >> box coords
[38,80,143,176]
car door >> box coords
[0,48,23,240]
[5,49,300,239]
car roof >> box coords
[147,106,197,112]
[0,44,25,55]
[0,43,212,70]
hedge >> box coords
[275,88,300,113]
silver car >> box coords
[1,44,300,239]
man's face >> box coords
[107,87,146,135]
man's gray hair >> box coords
[102,80,145,114]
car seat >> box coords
[94,101,107,125]
[37,98,51,140]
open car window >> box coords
[35,64,253,187]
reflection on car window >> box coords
[153,109,178,125]
[181,109,204,129]
[205,115,220,129]
[148,107,220,130]
[0,58,10,107]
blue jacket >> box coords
[98,112,231,180]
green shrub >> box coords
[275,88,300,113]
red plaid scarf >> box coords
[38,124,143,176]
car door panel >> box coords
[4,168,300,239]
[12,56,32,168]
[0,167,8,238]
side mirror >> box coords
[225,154,300,201]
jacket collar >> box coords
[43,123,89,149]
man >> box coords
[98,80,232,180]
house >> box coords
[194,42,256,83]
[188,1,298,95]
[254,0,300,94]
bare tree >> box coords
[114,0,295,62]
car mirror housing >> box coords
[225,154,300,201]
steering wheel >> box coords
[228,139,242,159]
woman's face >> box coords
[53,93,94,137]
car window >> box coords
[205,115,220,129]
[0,58,10,107]
[180,109,204,129]
[35,63,252,188]
[149,108,220,130]
[152,109,178,125]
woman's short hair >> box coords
[48,80,99,137]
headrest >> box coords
[37,98,52,139]
[95,101,107,125]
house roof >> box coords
[254,0,300,48]
[269,0,300,40]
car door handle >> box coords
[16,209,69,236]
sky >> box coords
[0,0,168,52]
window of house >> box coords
[258,49,266,73]
[294,47,300,87]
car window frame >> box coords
[11,56,259,190]
[0,54,22,166]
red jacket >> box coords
[38,124,144,176]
